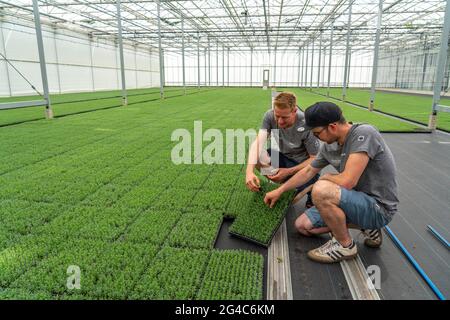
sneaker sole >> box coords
[364,240,382,248]
[307,252,358,264]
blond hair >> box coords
[274,92,297,110]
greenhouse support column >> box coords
[216,42,219,87]
[222,45,225,87]
[134,45,138,89]
[52,27,62,94]
[250,47,253,87]
[299,47,304,87]
[149,48,152,87]
[347,50,352,87]
[429,0,450,130]
[114,41,119,88]
[304,44,309,88]
[88,34,95,91]
[181,15,186,95]
[302,47,306,87]
[32,0,53,118]
[369,0,383,112]
[327,22,334,96]
[157,0,164,98]
[322,45,326,88]
[208,37,211,86]
[116,0,127,105]
[317,33,322,88]
[204,48,207,86]
[342,2,352,101]
[197,33,200,89]
[162,48,166,87]
[273,49,277,87]
[310,40,314,91]
[297,47,301,87]
[0,20,12,96]
[420,35,428,90]
[394,56,400,88]
[227,47,230,86]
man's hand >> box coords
[264,188,283,208]
[246,171,261,192]
[267,168,292,183]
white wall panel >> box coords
[46,64,60,93]
[125,70,137,89]
[92,67,118,91]
[0,16,160,97]
[59,65,92,92]
[3,25,39,62]
[56,34,91,66]
[124,49,136,69]
[136,71,151,88]
[136,53,150,71]
[0,61,10,96]
[9,61,42,95]
[92,44,117,68]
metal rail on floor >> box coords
[267,219,293,300]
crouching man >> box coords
[264,102,399,263]
[245,92,320,207]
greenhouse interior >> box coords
[0,0,449,303]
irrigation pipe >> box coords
[427,225,450,249]
[385,226,446,300]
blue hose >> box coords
[427,225,450,249]
[385,226,446,300]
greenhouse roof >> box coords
[0,0,447,54]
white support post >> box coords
[32,0,53,118]
[53,27,62,94]
[116,0,127,105]
[0,19,12,96]
[369,0,384,112]
[429,0,450,130]
[342,2,353,101]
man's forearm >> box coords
[286,156,316,175]
[279,165,317,193]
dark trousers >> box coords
[267,149,320,192]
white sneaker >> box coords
[361,229,383,248]
[307,237,358,264]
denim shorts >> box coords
[305,187,392,229]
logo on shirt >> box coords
[297,127,305,132]
[358,135,365,142]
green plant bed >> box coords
[196,250,264,300]
[308,87,450,131]
[279,88,424,132]
[227,176,295,247]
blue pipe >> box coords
[427,225,450,249]
[385,226,446,300]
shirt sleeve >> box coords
[311,144,329,169]
[261,110,273,131]
[303,130,320,156]
[348,126,384,159]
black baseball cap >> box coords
[304,101,343,130]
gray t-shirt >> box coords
[311,124,399,216]
[261,108,320,164]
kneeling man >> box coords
[264,102,398,263]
